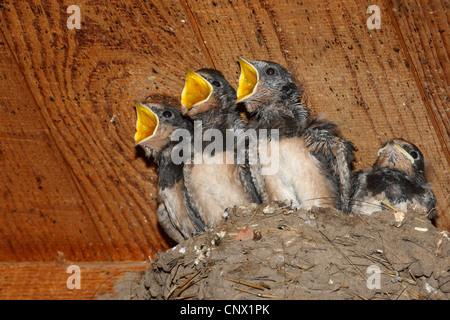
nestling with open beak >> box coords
[180,68,260,228]
[236,58,355,211]
[134,101,206,242]
[349,138,437,222]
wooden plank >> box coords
[0,0,206,261]
[385,0,450,228]
[0,31,113,262]
[0,262,149,299]
[184,0,450,228]
[387,0,449,162]
[0,0,448,267]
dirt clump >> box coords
[110,202,450,300]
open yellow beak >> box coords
[393,142,415,164]
[236,57,259,103]
[181,69,213,109]
[134,101,159,146]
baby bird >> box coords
[236,58,355,211]
[180,68,260,228]
[349,138,437,222]
[134,101,205,242]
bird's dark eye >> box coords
[410,151,419,160]
[212,80,221,87]
[266,68,275,75]
[162,111,172,118]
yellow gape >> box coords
[134,101,159,145]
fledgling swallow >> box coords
[134,101,206,242]
[236,58,355,211]
[180,68,260,228]
[349,138,437,222]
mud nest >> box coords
[112,202,450,300]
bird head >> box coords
[236,58,300,113]
[134,101,191,156]
[375,138,425,178]
[180,68,236,119]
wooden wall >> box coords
[0,0,448,299]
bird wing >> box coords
[304,117,357,213]
[237,163,262,204]
[156,203,185,243]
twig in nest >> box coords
[408,269,418,284]
[331,284,368,300]
[173,274,208,299]
[175,293,197,300]
[289,264,316,298]
[178,270,197,280]
[351,249,392,271]
[319,230,366,280]
[225,277,265,291]
[166,268,202,299]
[289,263,316,286]
[395,284,427,300]
[382,270,417,285]
[380,201,401,213]
[234,287,278,298]
[163,259,184,297]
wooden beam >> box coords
[0,0,197,261]
[0,28,112,262]
[387,0,449,164]
[0,0,448,266]
[185,0,450,228]
[0,262,149,300]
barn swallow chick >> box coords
[134,101,206,242]
[349,138,437,222]
[180,68,260,228]
[236,58,355,211]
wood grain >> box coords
[0,30,111,262]
[183,0,450,227]
[386,0,450,227]
[0,262,148,299]
[0,0,448,271]
[0,0,205,261]
[388,0,449,161]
